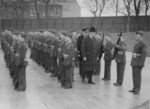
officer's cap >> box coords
[82,28,89,32]
[105,33,111,37]
[136,31,144,36]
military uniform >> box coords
[51,38,59,77]
[77,34,84,77]
[15,41,28,91]
[1,30,28,92]
[113,40,127,86]
[94,34,103,76]
[130,40,146,93]
[57,39,66,83]
[103,40,114,81]
[63,42,75,89]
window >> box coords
[30,7,36,17]
[56,7,60,16]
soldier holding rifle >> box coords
[113,32,127,86]
[102,34,114,81]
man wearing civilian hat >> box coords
[113,34,127,86]
[77,28,89,78]
[81,27,98,84]
[102,34,114,81]
[129,31,147,94]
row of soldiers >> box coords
[77,27,147,94]
[1,27,146,94]
[27,28,104,88]
[28,30,77,89]
[1,29,28,92]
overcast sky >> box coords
[77,0,93,17]
[76,0,150,17]
[76,0,125,17]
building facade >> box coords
[0,0,81,19]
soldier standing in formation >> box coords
[14,37,28,91]
[102,34,114,81]
[1,28,147,93]
[1,30,28,92]
[62,33,75,88]
[129,31,147,94]
[28,31,75,89]
[94,32,103,76]
[113,35,127,86]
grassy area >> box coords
[110,32,150,57]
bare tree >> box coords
[144,0,150,16]
[10,0,25,18]
[108,0,119,16]
[118,0,134,32]
[84,0,110,27]
[84,0,98,17]
[40,0,52,18]
[97,0,110,17]
[34,0,40,27]
[85,0,110,17]
[133,0,142,30]
[115,0,119,16]
[144,0,150,30]
[134,0,142,16]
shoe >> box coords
[50,75,57,77]
[129,90,136,93]
[113,83,121,86]
[64,86,72,89]
[45,70,49,73]
[102,78,110,81]
[88,81,95,84]
[102,78,105,80]
[15,89,25,92]
[82,78,85,83]
[133,91,139,94]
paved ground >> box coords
[0,45,150,109]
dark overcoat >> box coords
[81,36,98,72]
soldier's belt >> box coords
[118,51,125,55]
[133,53,141,57]
[63,54,69,58]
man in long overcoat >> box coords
[77,28,89,78]
[81,27,98,84]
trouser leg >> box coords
[104,60,111,80]
[132,67,142,92]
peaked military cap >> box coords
[105,33,111,37]
[82,28,89,32]
[136,31,144,36]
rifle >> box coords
[99,33,105,58]
[112,32,122,60]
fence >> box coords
[1,16,150,33]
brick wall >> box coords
[1,16,150,32]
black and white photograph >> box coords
[0,0,150,109]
